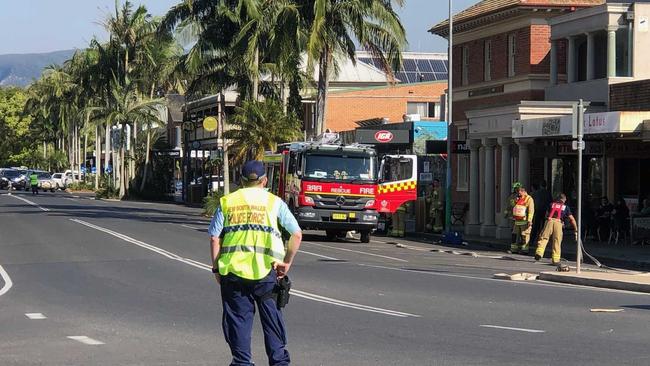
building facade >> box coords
[430,0,604,237]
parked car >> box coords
[0,169,11,190]
[52,173,70,190]
[0,168,27,190]
[36,172,56,192]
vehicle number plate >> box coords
[332,213,347,220]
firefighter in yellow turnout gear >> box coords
[426,179,444,233]
[535,193,577,265]
[391,203,407,237]
[508,185,535,254]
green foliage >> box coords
[203,191,224,217]
[48,150,69,172]
[131,154,176,201]
[0,87,33,166]
[96,175,119,199]
[67,181,95,192]
[225,99,302,164]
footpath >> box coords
[406,231,650,294]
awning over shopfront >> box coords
[512,111,650,139]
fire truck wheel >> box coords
[360,231,371,243]
[326,230,337,241]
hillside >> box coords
[0,49,75,87]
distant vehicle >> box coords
[0,168,27,190]
[52,173,70,190]
[0,169,11,190]
[36,172,56,192]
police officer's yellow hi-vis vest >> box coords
[218,187,286,280]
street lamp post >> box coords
[445,0,453,231]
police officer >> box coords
[508,186,535,254]
[209,160,302,366]
[535,193,577,265]
[29,171,39,195]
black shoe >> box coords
[519,250,529,255]
[534,254,541,261]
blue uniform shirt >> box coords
[209,189,301,237]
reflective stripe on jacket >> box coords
[218,188,285,280]
[29,174,38,185]
[512,194,534,225]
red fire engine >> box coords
[264,134,379,242]
[264,134,421,241]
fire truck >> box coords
[264,133,423,241]
[264,133,379,243]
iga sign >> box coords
[356,129,411,145]
[374,130,394,143]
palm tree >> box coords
[305,0,407,136]
[224,99,302,164]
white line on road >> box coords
[70,219,418,317]
[67,336,105,345]
[10,195,50,211]
[479,325,545,333]
[292,289,420,318]
[181,224,202,230]
[304,242,408,263]
[300,251,340,261]
[0,265,13,297]
[25,313,47,320]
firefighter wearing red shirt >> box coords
[535,193,577,265]
[508,186,535,254]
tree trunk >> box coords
[130,121,136,180]
[252,48,260,101]
[105,123,111,183]
[119,146,126,199]
[83,133,88,182]
[218,92,230,195]
[95,124,100,190]
[315,50,331,137]
[139,129,151,192]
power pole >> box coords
[445,0,453,231]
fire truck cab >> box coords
[264,134,379,243]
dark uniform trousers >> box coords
[220,269,290,366]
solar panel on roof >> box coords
[405,72,421,83]
[415,60,432,72]
[434,72,448,80]
[431,60,447,73]
[395,72,408,83]
[403,59,417,72]
[419,73,435,82]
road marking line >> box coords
[0,265,13,297]
[292,289,420,318]
[300,251,340,261]
[10,195,50,211]
[304,242,408,263]
[181,224,202,230]
[25,313,47,320]
[479,325,545,333]
[67,336,105,345]
[70,219,418,317]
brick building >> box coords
[430,0,603,238]
[326,81,448,132]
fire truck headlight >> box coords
[364,199,375,208]
[300,195,315,206]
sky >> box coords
[0,0,480,55]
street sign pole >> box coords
[576,99,584,273]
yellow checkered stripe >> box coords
[378,180,417,194]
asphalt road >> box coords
[1,190,650,366]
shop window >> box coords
[457,128,469,191]
[407,102,438,119]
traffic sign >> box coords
[203,116,218,132]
